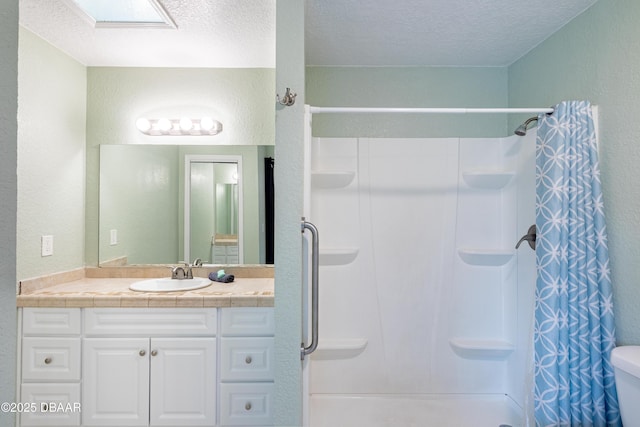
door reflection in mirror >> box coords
[186,155,242,264]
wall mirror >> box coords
[99,144,274,266]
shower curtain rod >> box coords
[307,106,554,114]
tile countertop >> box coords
[17,269,274,308]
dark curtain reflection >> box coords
[265,157,275,264]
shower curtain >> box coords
[533,101,621,426]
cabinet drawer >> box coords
[22,308,81,336]
[20,383,81,426]
[213,246,228,255]
[22,338,80,381]
[219,383,274,426]
[84,308,217,336]
[221,308,274,336]
[220,337,274,381]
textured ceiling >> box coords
[19,0,276,67]
[306,0,600,66]
[19,0,599,68]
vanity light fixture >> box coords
[136,117,223,136]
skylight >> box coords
[67,0,176,28]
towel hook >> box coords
[276,88,297,106]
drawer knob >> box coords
[44,357,52,364]
[151,350,158,357]
[245,355,252,364]
[245,402,252,411]
[139,350,146,357]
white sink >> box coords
[129,277,212,292]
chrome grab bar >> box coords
[301,218,319,360]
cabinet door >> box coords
[82,338,149,426]
[149,338,216,426]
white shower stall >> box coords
[302,115,538,426]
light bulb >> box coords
[136,118,151,133]
[179,117,193,132]
[157,118,172,132]
[200,117,214,132]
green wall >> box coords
[99,145,180,265]
[0,1,18,424]
[306,66,509,137]
[17,28,87,281]
[508,0,640,345]
[274,0,306,424]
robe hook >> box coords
[277,88,297,106]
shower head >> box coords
[514,116,538,136]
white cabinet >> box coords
[18,306,274,427]
[82,309,217,427]
[20,308,82,427]
[212,245,239,264]
[82,337,216,426]
[219,308,275,426]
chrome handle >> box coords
[44,357,52,364]
[245,355,252,364]
[245,402,252,411]
[139,350,146,357]
[516,224,536,250]
[151,350,158,357]
[301,218,320,360]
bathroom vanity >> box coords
[16,272,274,427]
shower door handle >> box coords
[301,218,319,360]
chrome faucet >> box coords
[171,258,203,279]
[171,265,189,280]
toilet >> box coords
[611,346,640,427]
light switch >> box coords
[110,229,118,245]
[41,235,53,257]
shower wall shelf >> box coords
[311,338,368,360]
[457,249,515,266]
[449,338,515,360]
[319,248,359,266]
[311,171,356,189]
[462,171,515,189]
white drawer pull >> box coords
[245,355,252,364]
[245,402,252,411]
[44,357,52,364]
